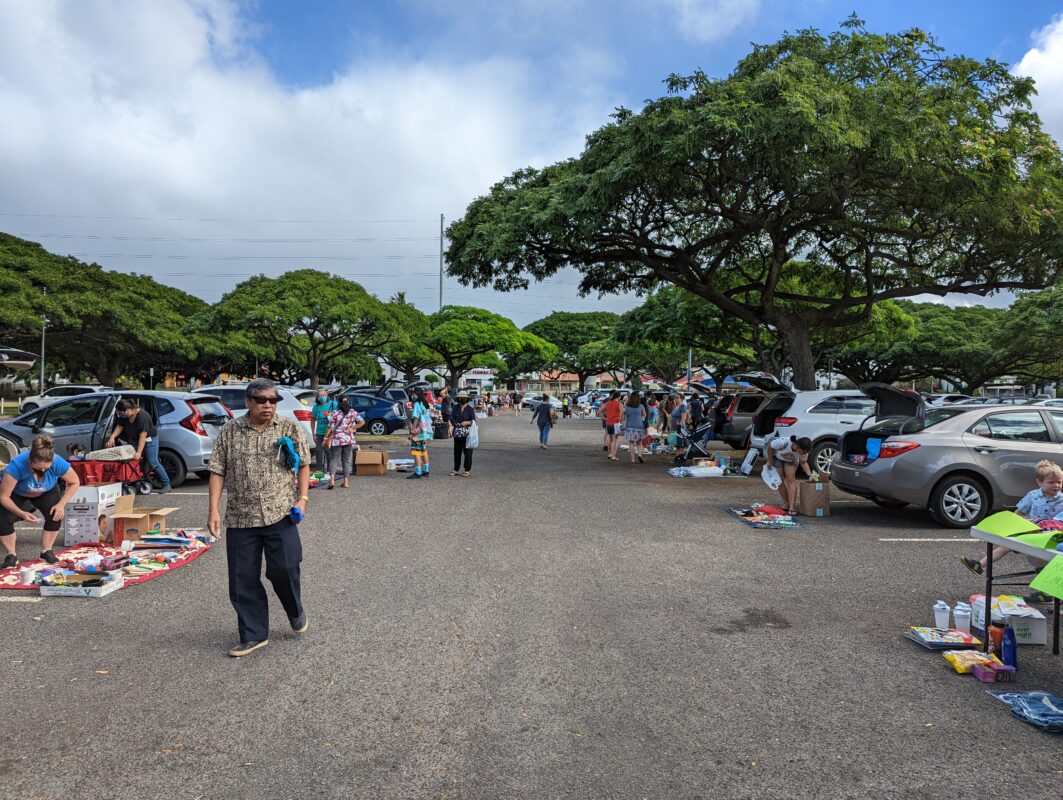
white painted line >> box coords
[878,537,968,542]
[0,595,42,602]
[167,492,209,496]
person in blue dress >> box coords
[0,435,82,568]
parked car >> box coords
[343,392,407,436]
[194,384,316,449]
[832,401,1063,527]
[0,390,231,487]
[522,393,564,410]
[930,394,974,406]
[0,428,21,470]
[749,386,887,476]
[952,396,1029,406]
[19,384,113,412]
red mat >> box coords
[0,541,212,591]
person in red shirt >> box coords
[601,390,624,461]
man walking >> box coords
[106,399,171,494]
[310,387,336,472]
[207,378,311,658]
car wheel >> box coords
[929,475,989,528]
[195,471,212,482]
[368,420,388,436]
[871,497,909,509]
[21,403,37,412]
[156,448,187,488]
[810,440,838,475]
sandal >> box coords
[462,472,471,478]
[450,471,459,476]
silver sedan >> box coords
[831,405,1063,528]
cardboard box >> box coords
[63,483,123,546]
[39,573,124,598]
[355,449,389,476]
[971,596,1048,646]
[112,504,179,543]
[796,480,830,517]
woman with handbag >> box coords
[450,389,476,477]
[325,395,364,489]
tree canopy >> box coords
[524,311,620,391]
[426,306,556,388]
[446,19,1063,388]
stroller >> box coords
[673,419,717,464]
[70,458,153,495]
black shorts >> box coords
[0,485,64,536]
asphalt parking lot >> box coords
[1,413,1060,799]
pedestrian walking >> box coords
[450,389,476,476]
[310,388,337,472]
[531,395,555,448]
[0,435,81,567]
[513,392,522,416]
[624,391,647,464]
[407,386,433,479]
[207,378,311,658]
[325,395,364,489]
[105,399,171,493]
[602,390,624,461]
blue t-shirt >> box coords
[1016,487,1063,520]
[4,452,71,498]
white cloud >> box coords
[658,0,762,44]
[0,0,640,323]
[1014,14,1063,144]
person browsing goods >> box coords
[310,388,337,472]
[105,399,171,494]
[207,379,311,658]
[602,391,624,461]
[0,435,81,567]
[766,435,814,515]
[450,389,476,477]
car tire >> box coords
[195,471,212,482]
[156,448,187,488]
[21,403,37,412]
[368,420,388,436]
[928,474,989,528]
[810,440,839,476]
[871,496,909,510]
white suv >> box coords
[193,384,317,451]
[750,390,876,475]
[20,385,112,412]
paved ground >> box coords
[1,413,1060,799]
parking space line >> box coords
[0,595,42,603]
[878,537,968,542]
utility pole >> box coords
[439,213,445,311]
[686,348,692,384]
[39,287,47,392]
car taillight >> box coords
[727,399,735,423]
[293,409,312,422]
[181,403,209,436]
[878,441,920,458]
[775,416,797,427]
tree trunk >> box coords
[777,319,816,390]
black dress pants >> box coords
[226,516,303,643]
[453,436,473,471]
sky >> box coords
[1,0,1062,325]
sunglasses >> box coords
[249,395,282,405]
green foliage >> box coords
[524,311,620,390]
[426,305,557,387]
[197,269,396,387]
[375,298,439,382]
[447,22,1063,388]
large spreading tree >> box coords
[524,311,620,392]
[426,306,556,388]
[446,19,1063,388]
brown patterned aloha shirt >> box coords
[208,414,311,529]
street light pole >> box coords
[39,317,46,392]
[439,213,445,311]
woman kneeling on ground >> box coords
[0,435,81,568]
[766,435,813,515]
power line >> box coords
[70,253,438,261]
[0,211,444,224]
[25,233,439,243]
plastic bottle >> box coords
[953,603,971,634]
[1001,619,1018,669]
[933,600,951,629]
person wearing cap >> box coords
[450,389,476,477]
[105,399,171,493]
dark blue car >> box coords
[342,391,407,436]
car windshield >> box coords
[864,407,964,435]
[192,399,231,422]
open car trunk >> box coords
[752,393,796,437]
[840,385,927,466]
